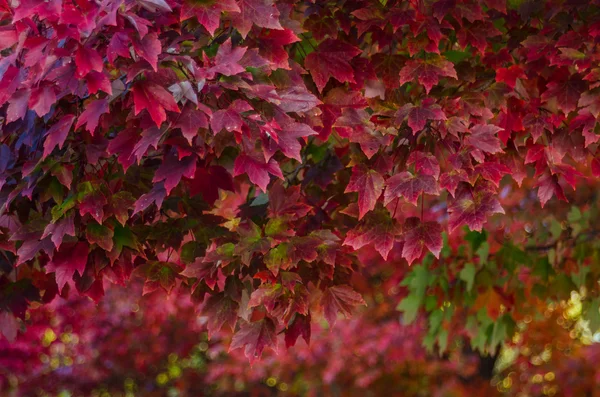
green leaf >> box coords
[443,50,471,64]
[51,196,75,222]
[476,242,489,264]
[397,294,421,325]
[459,263,476,292]
[585,298,600,333]
[265,243,290,276]
[428,309,444,334]
[86,222,114,251]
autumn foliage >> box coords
[3,0,600,394]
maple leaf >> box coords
[541,77,586,114]
[132,33,161,71]
[45,242,89,291]
[229,318,278,361]
[447,181,504,233]
[343,209,399,260]
[578,91,600,118]
[206,38,247,78]
[495,65,525,89]
[75,45,104,78]
[395,98,446,135]
[132,82,180,127]
[6,89,29,123]
[75,99,109,134]
[255,28,300,69]
[408,151,440,180]
[277,87,322,113]
[133,183,167,214]
[79,189,107,224]
[188,165,234,205]
[263,113,318,161]
[85,71,112,95]
[174,104,209,144]
[41,215,76,249]
[107,32,131,63]
[28,84,56,117]
[384,172,439,206]
[152,153,197,195]
[401,217,442,265]
[304,39,362,92]
[465,124,504,154]
[181,0,240,36]
[344,165,384,220]
[43,115,75,159]
[474,161,511,187]
[16,238,54,266]
[371,53,405,89]
[399,57,457,94]
[202,293,239,339]
[320,285,366,327]
[211,100,252,134]
[536,172,567,208]
[231,0,283,38]
[284,313,311,348]
[233,153,283,193]
[86,222,114,251]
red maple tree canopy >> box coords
[2,0,600,371]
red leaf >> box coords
[6,89,30,123]
[384,172,439,206]
[132,82,180,127]
[79,190,107,224]
[152,153,197,195]
[43,115,75,159]
[85,71,112,95]
[28,84,56,117]
[233,153,283,192]
[343,212,399,260]
[75,99,109,134]
[181,0,240,36]
[465,124,504,154]
[401,217,442,265]
[399,58,457,94]
[541,78,586,114]
[396,99,446,134]
[107,32,131,63]
[188,165,234,205]
[42,215,76,249]
[206,38,247,77]
[284,313,311,348]
[210,100,251,134]
[408,151,440,180]
[202,293,239,339]
[447,181,504,233]
[536,172,567,208]
[231,0,283,38]
[495,65,525,89]
[45,242,89,291]
[263,113,318,161]
[320,285,365,327]
[75,45,104,78]
[304,39,362,92]
[174,104,209,144]
[344,164,384,220]
[133,183,167,214]
[277,87,322,113]
[132,33,161,71]
[229,318,278,361]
